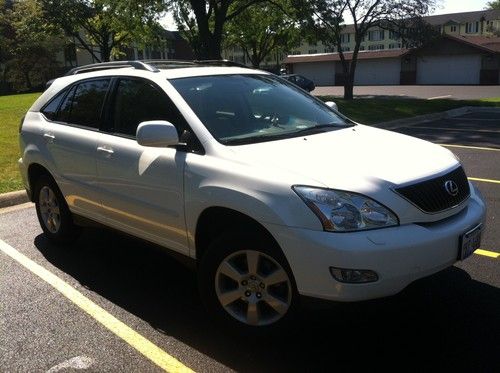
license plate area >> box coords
[459,224,482,260]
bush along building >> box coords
[283,9,500,86]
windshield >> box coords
[170,74,353,145]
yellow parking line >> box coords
[441,144,500,152]
[0,239,194,373]
[468,177,500,184]
[475,249,500,259]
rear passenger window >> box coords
[112,78,184,137]
[69,80,110,128]
[55,79,110,128]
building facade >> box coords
[284,9,500,86]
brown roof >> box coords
[284,49,409,64]
[448,35,500,53]
[423,9,500,26]
[334,9,500,35]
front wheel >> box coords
[198,233,298,331]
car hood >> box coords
[225,124,459,193]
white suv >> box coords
[19,61,486,329]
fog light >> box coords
[329,267,378,283]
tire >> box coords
[34,174,79,244]
[198,231,298,332]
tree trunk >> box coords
[343,81,354,100]
[24,70,32,91]
[100,44,111,62]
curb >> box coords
[0,190,29,209]
[374,106,500,130]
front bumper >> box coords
[266,184,486,302]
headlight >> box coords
[293,186,399,232]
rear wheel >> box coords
[34,175,79,244]
[198,232,298,331]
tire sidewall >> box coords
[198,231,299,334]
[34,175,77,244]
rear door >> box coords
[40,78,110,220]
[95,77,189,254]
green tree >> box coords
[40,0,165,62]
[224,0,301,68]
[1,0,65,91]
[294,0,437,100]
[170,0,267,60]
[486,0,500,35]
[486,0,500,9]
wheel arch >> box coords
[195,206,283,263]
[27,163,54,201]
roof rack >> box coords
[64,61,160,76]
[141,59,248,68]
[64,59,250,77]
[193,60,247,68]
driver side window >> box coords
[112,78,185,137]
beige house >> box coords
[223,9,500,70]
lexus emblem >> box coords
[444,180,459,196]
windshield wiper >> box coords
[293,123,352,136]
[221,123,354,145]
[222,133,293,145]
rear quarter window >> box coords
[40,89,68,120]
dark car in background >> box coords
[281,74,315,92]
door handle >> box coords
[97,146,114,155]
[43,133,55,141]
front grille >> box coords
[395,166,470,213]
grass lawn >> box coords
[318,96,500,124]
[0,92,499,194]
[0,92,41,193]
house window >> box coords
[389,30,399,40]
[309,41,317,46]
[340,33,350,44]
[368,44,384,50]
[466,22,479,33]
[368,30,385,41]
[450,25,457,32]
[308,49,317,54]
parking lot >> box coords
[1,111,499,372]
[312,85,500,100]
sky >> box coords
[160,0,492,31]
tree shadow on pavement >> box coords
[35,228,500,371]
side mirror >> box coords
[136,121,179,148]
[325,101,338,111]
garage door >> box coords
[293,62,335,86]
[354,58,401,85]
[417,55,481,84]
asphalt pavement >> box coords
[1,111,499,372]
[312,85,500,100]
